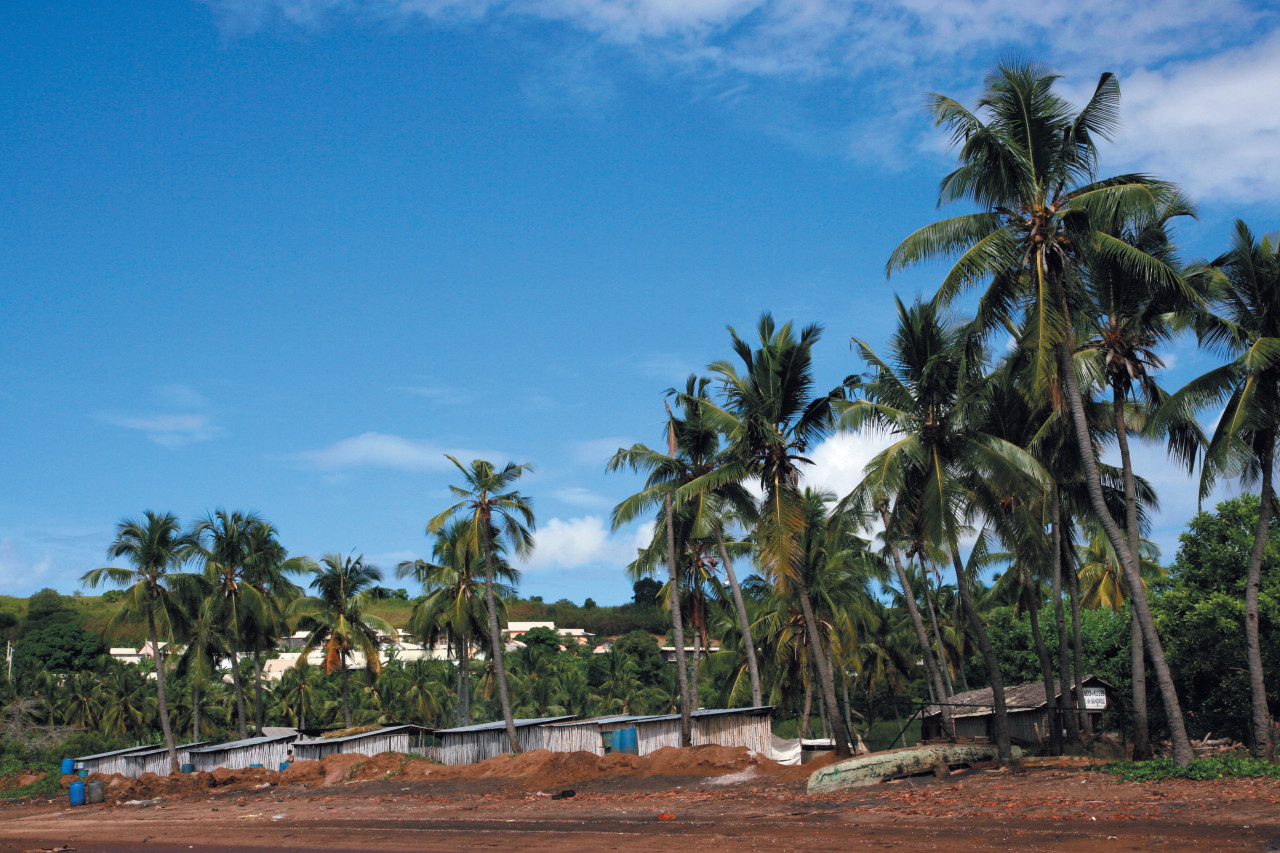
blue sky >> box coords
[2,0,1278,605]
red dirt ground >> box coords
[3,747,1276,852]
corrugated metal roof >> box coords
[189,734,297,754]
[437,715,575,735]
[124,741,209,757]
[542,715,637,728]
[623,705,775,724]
[293,725,429,746]
[76,744,157,761]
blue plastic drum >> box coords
[613,727,639,755]
[60,758,74,775]
[69,781,86,807]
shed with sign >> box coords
[920,675,1116,745]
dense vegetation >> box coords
[3,63,1278,771]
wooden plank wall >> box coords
[293,732,410,762]
[192,740,293,772]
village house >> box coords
[921,675,1118,745]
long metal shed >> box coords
[435,716,574,766]
[597,706,775,757]
[189,734,298,772]
[292,726,433,762]
[74,744,156,776]
[121,742,209,777]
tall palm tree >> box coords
[842,298,1046,763]
[611,377,766,709]
[887,62,1195,765]
[242,522,307,734]
[290,553,394,728]
[82,511,200,772]
[1164,221,1280,759]
[398,520,518,726]
[691,314,851,755]
[193,509,266,739]
[428,457,535,754]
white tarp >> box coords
[770,734,802,765]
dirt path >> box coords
[3,757,1276,852]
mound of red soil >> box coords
[280,760,326,787]
[319,752,366,785]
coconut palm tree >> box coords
[241,523,308,735]
[887,61,1195,764]
[397,520,518,726]
[689,315,851,755]
[1077,528,1166,757]
[193,509,266,739]
[1163,221,1280,759]
[428,457,535,754]
[82,511,200,772]
[842,298,1047,763]
[289,553,394,728]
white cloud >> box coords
[802,429,895,500]
[293,432,498,472]
[522,515,651,571]
[103,413,224,447]
[0,538,54,590]
[1111,33,1280,201]
[201,1,1280,202]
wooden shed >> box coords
[921,675,1117,744]
[121,742,209,777]
[189,733,298,772]
[435,716,574,766]
[539,715,636,755]
[74,744,156,776]
[292,725,433,762]
[596,707,774,757]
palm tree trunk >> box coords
[147,609,180,773]
[1026,574,1063,755]
[228,648,249,740]
[340,662,352,727]
[1054,336,1192,764]
[481,543,520,754]
[1067,554,1090,736]
[253,639,266,735]
[192,678,201,743]
[882,509,953,738]
[793,571,851,757]
[922,569,955,698]
[714,529,762,707]
[455,633,469,727]
[842,679,858,752]
[690,621,701,712]
[1113,382,1152,758]
[800,675,812,739]
[1245,434,1275,759]
[1129,608,1150,759]
[664,491,692,748]
[950,547,1011,764]
[1051,492,1080,744]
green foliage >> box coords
[1152,495,1280,742]
[612,631,666,686]
[520,626,561,651]
[632,578,662,607]
[25,589,70,625]
[0,760,60,800]
[1103,755,1280,782]
[12,620,105,674]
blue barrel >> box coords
[60,758,74,775]
[601,731,614,753]
[181,763,194,774]
[78,769,89,778]
[249,763,263,768]
[279,762,290,771]
[69,781,86,807]
[613,727,639,755]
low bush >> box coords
[0,759,60,800]
[1102,755,1280,782]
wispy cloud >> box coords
[571,435,635,467]
[292,432,501,472]
[101,384,223,447]
[103,413,224,447]
[202,0,1280,203]
[552,485,616,509]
